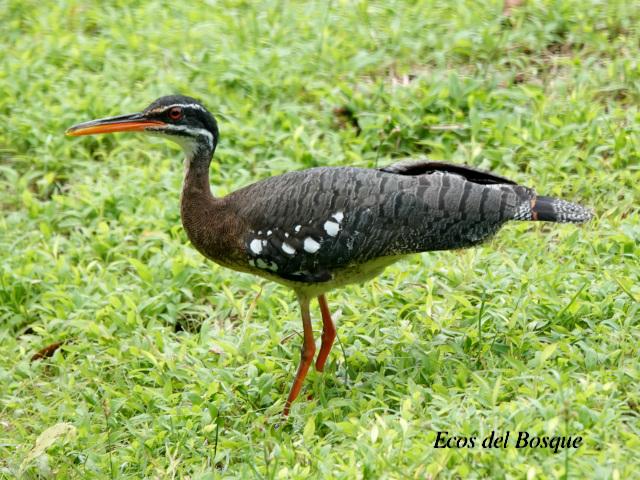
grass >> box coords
[1,0,639,477]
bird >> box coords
[66,95,593,415]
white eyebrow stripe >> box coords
[146,103,207,115]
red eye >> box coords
[168,107,183,121]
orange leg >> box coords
[315,294,336,372]
[283,295,316,416]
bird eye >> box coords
[168,107,183,121]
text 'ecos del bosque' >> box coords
[434,431,583,454]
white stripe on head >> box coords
[150,124,214,150]
[146,103,207,115]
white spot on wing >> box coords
[249,239,263,254]
[323,220,340,237]
[332,211,344,222]
[303,237,320,253]
[267,230,272,235]
[294,225,301,232]
[282,242,295,255]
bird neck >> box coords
[182,144,216,201]
[179,139,245,267]
[180,143,223,254]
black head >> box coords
[66,94,219,154]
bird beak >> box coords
[65,112,165,136]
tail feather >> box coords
[530,195,594,223]
[513,194,594,223]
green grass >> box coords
[1,0,639,477]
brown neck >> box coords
[180,145,230,260]
[182,158,215,203]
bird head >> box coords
[66,95,219,156]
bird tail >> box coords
[514,195,594,223]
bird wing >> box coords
[379,158,518,185]
[229,164,532,283]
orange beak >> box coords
[65,112,165,136]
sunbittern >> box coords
[67,95,593,415]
